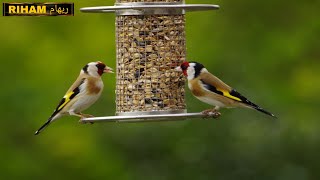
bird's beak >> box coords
[104,66,114,73]
[175,66,182,72]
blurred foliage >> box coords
[1,0,320,179]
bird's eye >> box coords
[96,63,106,70]
[180,62,189,70]
[181,64,187,70]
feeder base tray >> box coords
[80,112,219,123]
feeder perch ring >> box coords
[80,3,220,15]
[80,112,218,123]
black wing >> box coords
[201,80,276,117]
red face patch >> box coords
[180,61,189,76]
[96,62,106,76]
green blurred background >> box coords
[1,0,320,179]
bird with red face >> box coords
[35,61,113,135]
[176,61,276,118]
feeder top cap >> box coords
[80,3,219,15]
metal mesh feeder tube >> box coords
[116,9,186,115]
[80,1,220,123]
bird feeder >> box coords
[80,0,219,123]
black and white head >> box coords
[175,61,206,80]
[82,61,113,77]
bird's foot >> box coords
[82,113,95,118]
[79,114,95,124]
[202,109,221,118]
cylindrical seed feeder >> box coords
[80,1,219,123]
[116,1,187,116]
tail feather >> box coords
[254,106,277,118]
[244,101,276,118]
[34,118,52,135]
[229,90,276,118]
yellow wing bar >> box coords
[57,91,74,111]
[217,88,242,102]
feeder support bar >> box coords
[82,112,219,123]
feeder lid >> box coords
[80,3,219,15]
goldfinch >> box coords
[35,61,113,135]
[176,61,276,118]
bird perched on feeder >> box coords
[34,61,113,135]
[175,61,276,118]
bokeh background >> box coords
[1,0,320,179]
